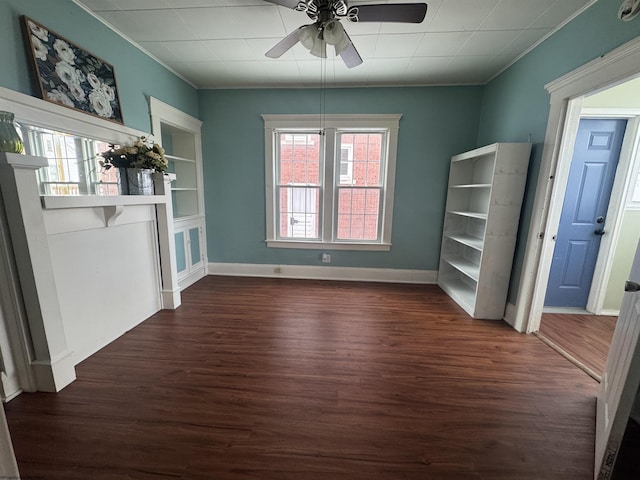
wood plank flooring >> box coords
[539,313,617,377]
[5,276,598,479]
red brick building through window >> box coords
[278,131,383,241]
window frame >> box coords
[263,114,401,251]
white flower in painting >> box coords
[89,89,113,118]
[68,82,86,103]
[28,20,49,42]
[87,72,101,89]
[99,83,115,102]
[31,35,48,61]
[46,89,74,107]
[54,60,81,87]
[53,38,75,64]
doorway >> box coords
[536,79,640,379]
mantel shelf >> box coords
[41,195,168,210]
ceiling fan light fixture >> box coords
[309,35,327,58]
[323,19,349,55]
[298,24,317,50]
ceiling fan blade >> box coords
[350,3,428,23]
[339,31,363,69]
[265,27,304,58]
[262,0,301,9]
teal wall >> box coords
[199,87,483,269]
[477,0,640,304]
[0,0,198,132]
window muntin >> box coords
[264,114,400,250]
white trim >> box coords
[149,97,202,131]
[208,262,437,284]
[263,114,401,249]
[503,302,518,330]
[261,114,402,130]
[0,85,144,145]
[600,309,621,316]
[71,0,197,89]
[266,240,391,251]
[588,116,640,314]
[582,107,640,117]
[514,35,640,333]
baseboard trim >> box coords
[208,263,437,284]
[178,267,207,291]
[31,349,76,393]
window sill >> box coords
[266,240,391,251]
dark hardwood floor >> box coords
[5,276,598,479]
[539,313,617,378]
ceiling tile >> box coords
[175,6,286,40]
[500,28,551,55]
[428,0,500,32]
[372,33,424,58]
[528,0,593,29]
[414,31,472,56]
[204,38,273,61]
[447,54,517,82]
[458,30,521,56]
[76,0,597,88]
[139,40,213,63]
[404,56,456,84]
[96,10,196,41]
[479,0,556,31]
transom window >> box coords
[263,114,401,251]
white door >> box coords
[595,239,640,479]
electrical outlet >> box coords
[321,253,331,263]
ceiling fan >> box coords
[264,1,428,68]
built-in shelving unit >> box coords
[150,97,207,290]
[438,143,531,319]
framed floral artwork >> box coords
[22,16,123,124]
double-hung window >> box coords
[263,114,401,250]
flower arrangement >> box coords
[100,135,168,173]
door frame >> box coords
[584,112,640,315]
[510,35,640,333]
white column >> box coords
[153,172,181,309]
[0,153,75,392]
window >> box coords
[263,114,401,250]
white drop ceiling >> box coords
[73,0,595,89]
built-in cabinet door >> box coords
[174,218,205,288]
[175,230,188,277]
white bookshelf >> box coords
[150,97,207,290]
[438,143,531,319]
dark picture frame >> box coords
[22,16,124,124]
